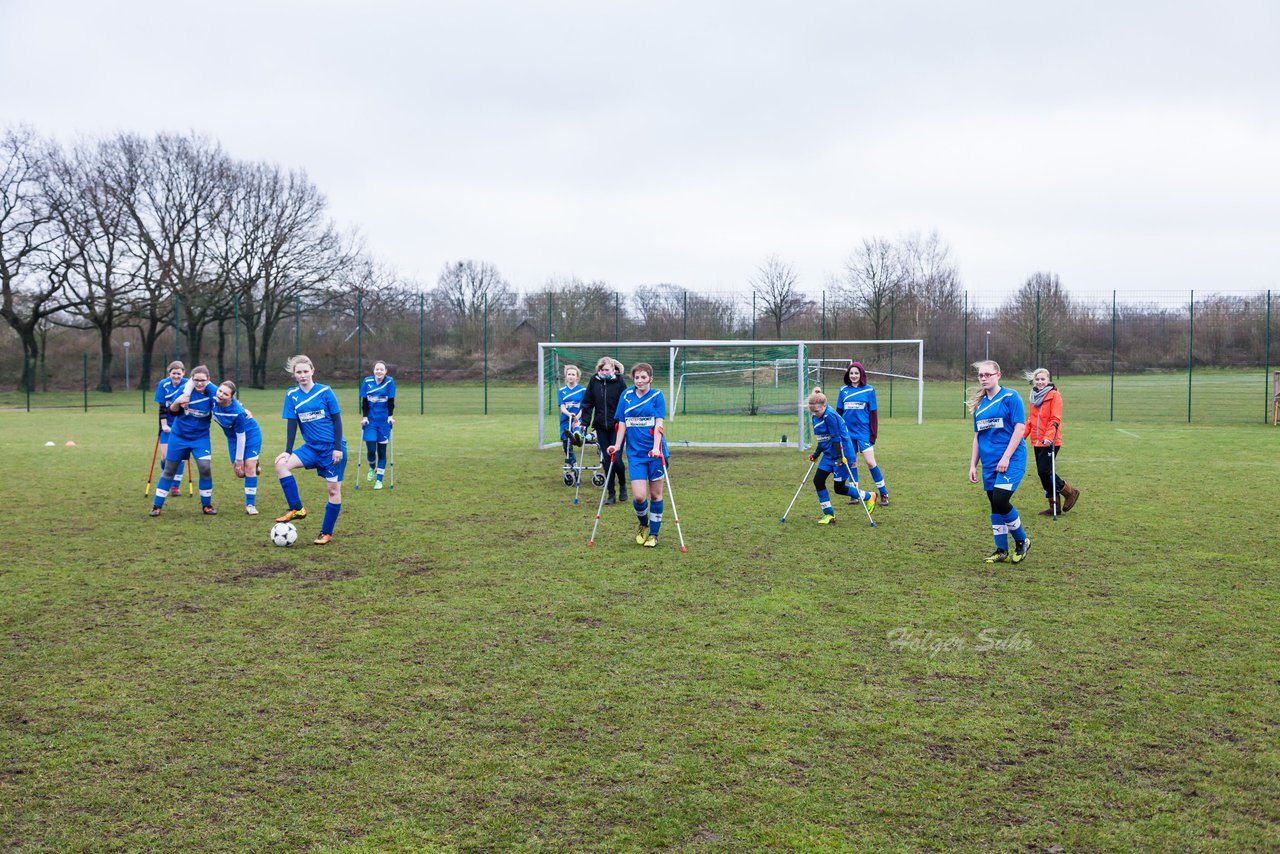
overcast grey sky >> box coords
[4,0,1277,299]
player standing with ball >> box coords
[274,355,346,546]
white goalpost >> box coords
[537,339,924,450]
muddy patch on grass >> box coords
[296,568,360,583]
[216,562,292,583]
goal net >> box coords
[537,339,923,449]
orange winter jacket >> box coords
[1028,388,1063,447]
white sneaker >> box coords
[245,505,259,516]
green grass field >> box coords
[1,385,1277,850]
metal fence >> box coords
[4,287,1276,424]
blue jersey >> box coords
[811,405,850,462]
[168,380,216,442]
[614,387,667,458]
[558,384,586,431]
[212,398,262,455]
[974,387,1027,467]
[154,378,183,424]
[837,385,877,443]
[361,376,395,423]
[283,384,342,450]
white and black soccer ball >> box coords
[270,522,297,547]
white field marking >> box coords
[1115,429,1141,439]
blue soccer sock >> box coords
[322,501,341,536]
[365,440,378,466]
[244,475,257,506]
[991,514,1009,551]
[648,499,664,537]
[870,465,887,495]
[633,498,649,526]
[818,488,834,515]
[198,475,213,508]
[280,475,302,510]
[153,475,173,508]
[1004,510,1026,543]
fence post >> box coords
[295,295,301,353]
[962,291,969,418]
[1182,290,1192,425]
[1035,291,1041,369]
[751,292,757,415]
[614,291,620,344]
[83,353,89,413]
[419,292,425,415]
[25,354,32,412]
[682,289,688,339]
[1109,290,1116,422]
[234,294,240,387]
[888,297,896,417]
[484,293,489,416]
[356,289,363,384]
[1265,289,1272,424]
[175,293,182,364]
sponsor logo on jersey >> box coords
[299,409,327,423]
[626,416,655,428]
[976,417,1004,431]
[367,395,388,404]
[848,401,867,410]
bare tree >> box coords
[751,255,809,338]
[0,128,70,391]
[1002,272,1072,368]
[840,237,905,339]
[432,260,511,350]
[43,138,152,391]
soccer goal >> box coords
[537,339,923,450]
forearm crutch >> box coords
[588,426,623,546]
[145,434,160,498]
[780,456,818,523]
[658,449,687,552]
[1050,443,1057,521]
[388,430,395,491]
[842,457,877,528]
[355,439,362,491]
[187,455,194,495]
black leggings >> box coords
[986,489,1015,515]
[813,468,850,495]
[1033,445,1066,497]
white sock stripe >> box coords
[649,513,663,523]
[245,487,257,495]
[1007,517,1023,531]
[155,488,167,498]
[820,500,832,510]
[200,489,213,497]
[991,524,1008,535]
[875,479,886,488]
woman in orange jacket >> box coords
[1026,368,1080,515]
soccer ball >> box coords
[270,522,297,547]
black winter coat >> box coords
[579,374,625,434]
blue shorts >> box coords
[226,432,263,465]
[850,436,874,454]
[628,454,667,482]
[817,456,854,479]
[166,433,212,461]
[982,457,1026,493]
[362,422,392,443]
[295,441,348,482]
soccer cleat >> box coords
[636,524,649,545]
[202,505,217,515]
[878,493,890,507]
[642,535,658,547]
[1011,537,1031,564]
[865,494,877,516]
[169,486,181,497]
[984,549,1009,564]
[817,514,836,525]
[245,505,259,516]
[374,481,384,490]
[366,469,375,482]
[275,507,307,523]
[313,533,333,546]
[148,507,162,517]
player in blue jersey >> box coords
[837,361,890,507]
[967,360,1031,564]
[213,381,263,515]
[148,364,217,516]
[808,387,876,525]
[606,363,669,547]
[153,361,187,495]
[360,360,396,490]
[557,365,587,472]
[273,355,346,545]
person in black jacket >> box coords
[579,356,627,505]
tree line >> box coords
[4,127,1274,391]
